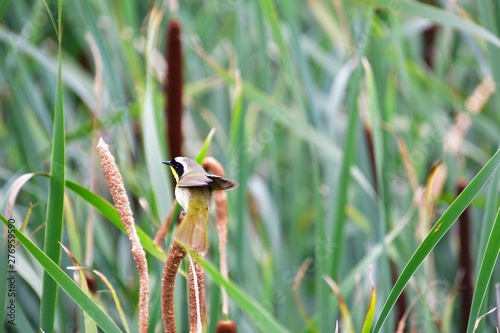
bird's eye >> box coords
[173,162,184,177]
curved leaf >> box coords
[347,0,500,48]
[0,215,122,333]
[65,180,167,262]
[373,149,500,332]
[467,207,500,333]
[188,249,291,333]
[40,14,65,329]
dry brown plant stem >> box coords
[445,75,495,155]
[188,256,206,333]
[457,180,473,331]
[363,126,406,324]
[161,241,186,333]
[96,138,149,333]
[153,199,177,245]
[292,258,317,333]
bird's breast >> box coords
[175,186,212,211]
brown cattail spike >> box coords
[457,180,473,331]
[96,138,149,333]
[421,0,439,69]
[422,25,438,69]
[165,19,183,161]
[216,320,238,333]
[85,273,96,295]
[161,241,186,333]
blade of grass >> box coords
[324,275,355,333]
[478,0,500,123]
[92,270,131,333]
[194,128,216,163]
[2,173,40,219]
[312,153,330,333]
[466,206,500,333]
[3,174,168,263]
[228,69,248,283]
[188,248,291,333]
[193,41,334,158]
[362,271,377,333]
[60,243,97,333]
[347,0,500,48]
[340,203,416,296]
[143,7,173,222]
[77,0,129,107]
[281,0,321,127]
[254,0,271,94]
[308,0,343,50]
[0,216,122,333]
[362,57,391,307]
[473,307,498,332]
[40,0,65,328]
[0,28,97,110]
[473,146,500,333]
[0,0,8,19]
[228,70,243,159]
[65,180,167,262]
[331,65,361,281]
[259,0,306,117]
[191,42,377,201]
[64,193,82,264]
[373,149,500,332]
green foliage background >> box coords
[1,0,500,332]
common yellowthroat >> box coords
[163,157,238,254]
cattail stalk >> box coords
[188,256,206,333]
[153,199,177,245]
[161,241,186,333]
[96,138,149,333]
[422,25,438,69]
[202,157,230,315]
[363,127,406,324]
[292,258,316,333]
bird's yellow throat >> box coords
[169,166,180,182]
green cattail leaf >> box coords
[1,216,122,333]
[373,149,500,332]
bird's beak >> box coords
[162,160,172,166]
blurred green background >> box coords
[1,0,500,332]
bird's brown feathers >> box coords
[177,172,213,187]
[176,171,238,191]
[207,175,238,191]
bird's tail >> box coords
[174,207,209,255]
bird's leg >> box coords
[178,210,186,224]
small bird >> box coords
[163,157,238,254]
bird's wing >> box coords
[177,173,213,187]
[207,175,239,191]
